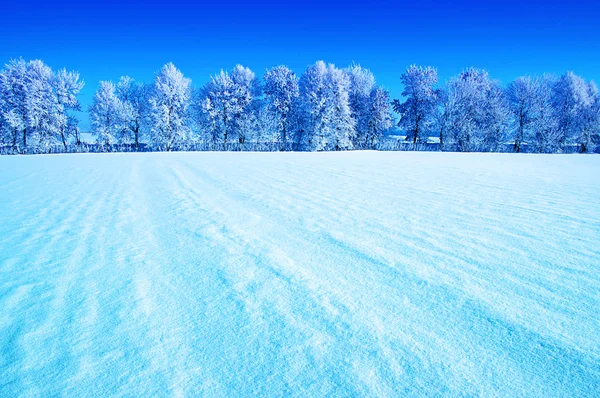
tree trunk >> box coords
[281,115,287,151]
[515,110,524,153]
[412,102,422,150]
[223,112,228,147]
[413,115,420,146]
[580,129,589,153]
[60,131,68,151]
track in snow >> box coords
[0,151,599,396]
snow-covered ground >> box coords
[0,152,599,396]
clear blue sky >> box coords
[2,0,599,131]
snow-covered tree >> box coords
[298,61,328,150]
[344,64,375,147]
[89,81,126,146]
[552,71,592,151]
[53,68,84,149]
[199,65,259,147]
[0,59,53,149]
[198,70,236,145]
[366,87,393,148]
[0,59,28,148]
[324,65,355,150]
[442,68,505,152]
[0,59,83,151]
[506,74,594,153]
[531,75,561,153]
[483,85,510,152]
[298,61,355,150]
[507,76,539,152]
[393,65,440,145]
[579,81,600,153]
[230,65,261,145]
[148,63,192,151]
[435,88,451,150]
[22,60,55,149]
[263,65,299,150]
[117,76,149,150]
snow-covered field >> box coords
[1,152,599,397]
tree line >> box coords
[0,59,598,154]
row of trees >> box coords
[85,61,393,152]
[0,59,84,151]
[1,59,598,153]
[395,66,600,153]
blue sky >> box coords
[2,0,599,130]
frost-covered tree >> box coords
[507,76,539,152]
[89,81,126,146]
[231,65,261,145]
[0,59,28,148]
[552,71,592,151]
[148,63,192,151]
[199,70,236,145]
[22,60,55,148]
[0,59,83,151]
[344,64,375,147]
[435,88,451,150]
[366,87,393,148]
[393,65,440,145]
[200,65,259,146]
[324,65,355,150]
[298,61,328,150]
[506,75,591,153]
[579,81,600,153]
[53,68,84,149]
[117,76,149,150]
[552,73,599,153]
[263,65,299,150]
[442,68,505,151]
[0,59,54,149]
[483,85,510,152]
[531,75,561,153]
[298,61,355,150]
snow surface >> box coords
[0,151,599,396]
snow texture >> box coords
[0,151,599,396]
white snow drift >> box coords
[0,151,599,396]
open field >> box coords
[1,152,599,396]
